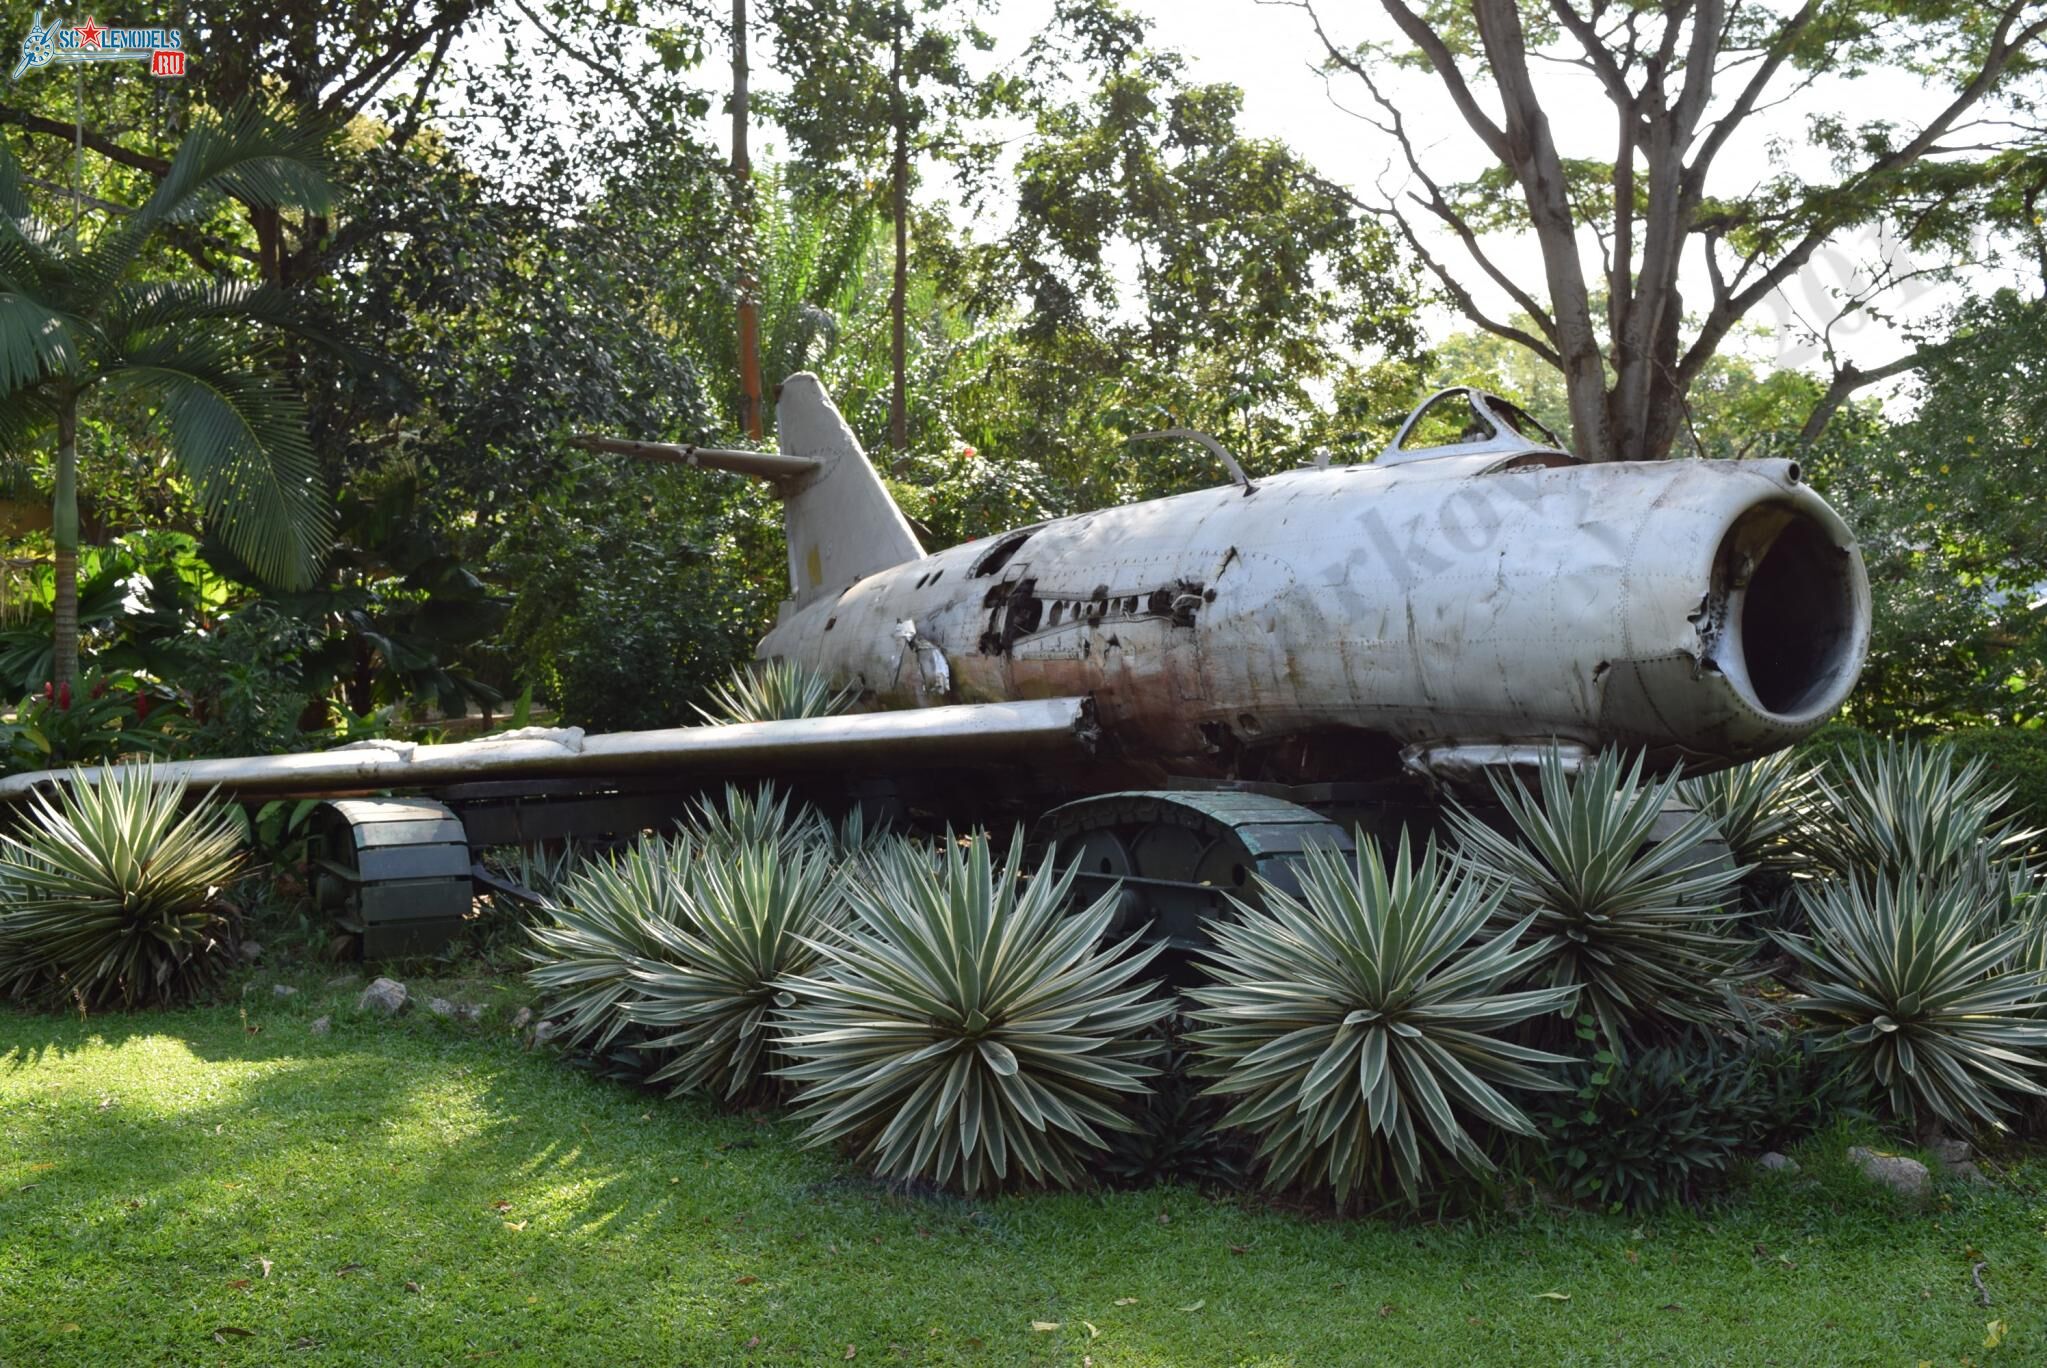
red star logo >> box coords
[77,18,102,49]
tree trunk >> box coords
[732,0,765,440]
[52,396,80,690]
[887,1,909,455]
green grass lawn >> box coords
[2,972,2041,1367]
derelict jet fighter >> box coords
[0,376,1870,954]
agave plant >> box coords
[694,658,855,724]
[777,833,1173,1194]
[0,765,243,1010]
[1812,738,2038,891]
[1675,749,1822,883]
[684,783,828,857]
[1448,747,1752,1050]
[525,834,693,1056]
[1187,835,1577,1206]
[1777,875,2047,1134]
[621,840,846,1101]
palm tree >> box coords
[0,105,339,687]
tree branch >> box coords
[1691,0,1820,178]
[1684,3,2047,383]
[1798,350,1927,447]
[1318,61,1558,340]
[0,106,170,177]
[1366,0,1512,164]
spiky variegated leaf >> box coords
[684,782,830,856]
[1777,875,2047,1134]
[1449,747,1753,1050]
[694,659,855,724]
[1812,738,2039,891]
[622,840,846,1101]
[1676,749,1823,880]
[1187,834,1577,1207]
[778,833,1173,1195]
[526,834,695,1055]
[0,765,243,1010]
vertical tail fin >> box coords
[775,373,924,608]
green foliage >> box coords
[933,18,1422,508]
[1810,737,2036,890]
[1098,1020,1250,1192]
[1814,292,2047,731]
[622,841,847,1103]
[1449,749,1753,1050]
[493,468,776,733]
[0,765,243,1011]
[1793,721,1886,775]
[1940,728,2047,831]
[179,605,320,756]
[694,659,855,725]
[1777,875,2047,1135]
[777,833,1172,1194]
[0,670,187,775]
[1188,836,1577,1207]
[1528,1022,1863,1212]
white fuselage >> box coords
[761,452,1869,786]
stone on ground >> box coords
[1846,1145,1929,1197]
[357,977,408,1016]
[309,1016,331,1035]
[272,983,297,999]
[1758,1152,1799,1174]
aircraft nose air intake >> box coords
[1701,498,1868,725]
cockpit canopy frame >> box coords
[1378,387,1576,467]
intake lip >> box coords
[1702,496,1870,726]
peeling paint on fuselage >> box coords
[759,452,1869,788]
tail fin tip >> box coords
[774,373,924,608]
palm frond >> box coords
[104,279,370,371]
[102,335,332,588]
[82,103,335,300]
[0,290,85,395]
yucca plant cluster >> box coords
[0,765,245,1011]
[518,729,2047,1211]
[524,789,1174,1191]
[1768,740,2047,1137]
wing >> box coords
[0,698,1099,803]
